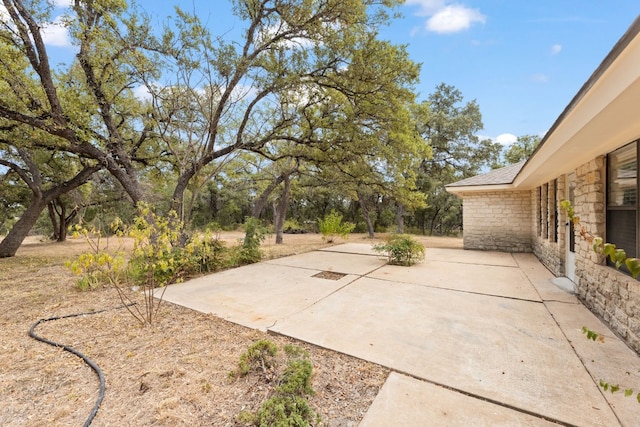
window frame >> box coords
[606,140,639,269]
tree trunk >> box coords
[273,174,291,244]
[252,172,290,218]
[171,172,192,221]
[0,197,47,258]
[396,203,405,234]
[356,190,375,238]
[47,197,80,242]
[54,199,66,242]
[0,165,99,257]
[48,201,60,241]
[429,207,441,235]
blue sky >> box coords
[29,1,640,146]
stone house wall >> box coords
[457,156,640,352]
[531,177,566,277]
[571,157,640,352]
[460,190,531,252]
[530,156,640,353]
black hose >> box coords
[28,305,134,427]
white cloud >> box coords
[40,16,70,47]
[551,44,562,55]
[426,5,486,34]
[405,1,486,34]
[495,133,517,146]
[404,0,446,17]
[531,73,549,83]
[132,85,152,102]
[259,22,315,49]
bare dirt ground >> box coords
[0,232,462,426]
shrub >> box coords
[67,208,266,325]
[318,210,355,243]
[65,223,127,291]
[283,218,302,231]
[183,232,231,275]
[236,217,267,265]
[235,342,320,426]
[373,234,425,266]
[231,339,279,378]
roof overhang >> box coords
[446,183,515,195]
[515,17,640,190]
[448,16,640,195]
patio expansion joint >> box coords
[267,262,390,330]
[384,370,578,427]
[542,298,581,305]
[429,259,522,269]
[514,256,626,427]
[540,300,626,427]
[364,275,545,304]
[320,249,382,258]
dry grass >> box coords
[0,232,461,426]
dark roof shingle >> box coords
[445,160,526,188]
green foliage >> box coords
[276,359,314,397]
[241,395,318,427]
[283,219,301,230]
[127,205,186,288]
[236,217,267,265]
[581,326,604,343]
[411,84,503,235]
[373,234,426,266]
[231,340,279,378]
[236,342,320,427]
[583,326,640,403]
[625,258,640,279]
[65,223,127,291]
[562,201,639,403]
[67,203,242,325]
[591,237,640,278]
[502,134,541,165]
[560,200,576,223]
[599,380,640,403]
[562,200,640,280]
[318,210,355,243]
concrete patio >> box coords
[159,243,640,426]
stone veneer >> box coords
[531,177,566,277]
[568,157,640,353]
[458,157,640,353]
[460,190,531,252]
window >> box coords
[537,182,557,241]
[552,179,558,242]
[537,187,542,235]
[607,141,638,261]
[543,183,549,238]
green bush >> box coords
[241,395,318,427]
[231,339,279,378]
[126,206,186,288]
[318,210,355,243]
[283,218,302,231]
[182,233,231,275]
[65,224,127,291]
[235,342,320,426]
[373,234,425,266]
[68,209,269,325]
[236,217,267,265]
